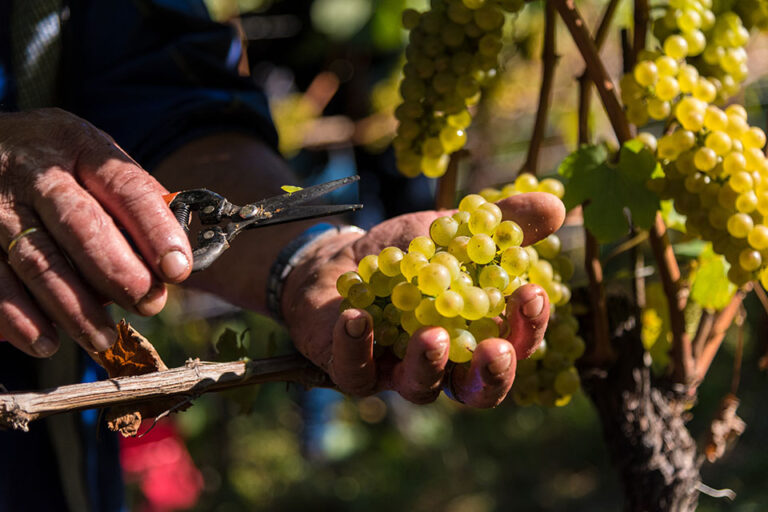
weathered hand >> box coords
[282,192,565,407]
[0,109,193,356]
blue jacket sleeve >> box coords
[62,0,278,168]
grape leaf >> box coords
[557,143,608,179]
[215,328,249,362]
[281,185,303,195]
[690,245,737,310]
[560,141,660,243]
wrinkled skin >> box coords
[282,193,564,407]
[0,109,192,356]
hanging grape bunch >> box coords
[393,0,525,178]
[619,2,768,287]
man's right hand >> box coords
[0,108,193,357]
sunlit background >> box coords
[109,1,768,510]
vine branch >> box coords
[0,354,332,432]
[693,286,750,391]
[551,0,631,144]
[554,0,693,384]
[520,1,558,176]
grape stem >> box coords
[551,0,632,144]
[435,150,465,210]
[631,0,650,66]
[519,1,558,177]
[576,0,621,142]
[692,286,750,393]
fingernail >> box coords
[487,352,512,375]
[426,344,447,362]
[136,282,166,316]
[94,326,118,352]
[160,251,190,281]
[33,336,58,357]
[345,316,368,339]
[522,295,544,318]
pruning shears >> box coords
[162,175,362,272]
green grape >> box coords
[459,194,487,213]
[730,170,753,193]
[369,271,393,297]
[723,151,747,175]
[358,254,379,282]
[748,225,768,250]
[392,281,422,311]
[515,172,539,193]
[447,235,471,263]
[348,282,375,308]
[383,303,402,324]
[451,272,474,290]
[478,202,503,222]
[409,236,436,259]
[655,75,680,101]
[736,191,758,213]
[743,127,767,149]
[501,246,530,276]
[534,234,561,259]
[417,263,452,296]
[740,248,762,271]
[677,64,699,93]
[538,178,565,198]
[430,216,459,246]
[415,297,443,325]
[528,260,554,284]
[400,310,422,336]
[448,328,476,363]
[468,208,500,235]
[704,106,728,131]
[485,287,506,317]
[469,317,500,340]
[436,290,465,317]
[376,323,400,346]
[467,234,497,264]
[461,286,490,320]
[431,252,462,280]
[402,8,420,29]
[554,368,580,396]
[694,146,718,172]
[705,131,732,156]
[648,98,671,121]
[379,247,405,277]
[366,304,384,324]
[401,252,429,280]
[634,60,658,87]
[664,34,689,59]
[478,264,510,290]
[493,220,524,249]
[422,154,450,178]
[337,271,363,297]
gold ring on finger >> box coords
[7,227,40,253]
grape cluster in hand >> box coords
[337,193,552,364]
[394,0,525,178]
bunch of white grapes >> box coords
[618,4,768,286]
[393,0,525,178]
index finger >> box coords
[496,192,566,246]
[75,137,193,283]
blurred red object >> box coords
[119,419,203,512]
